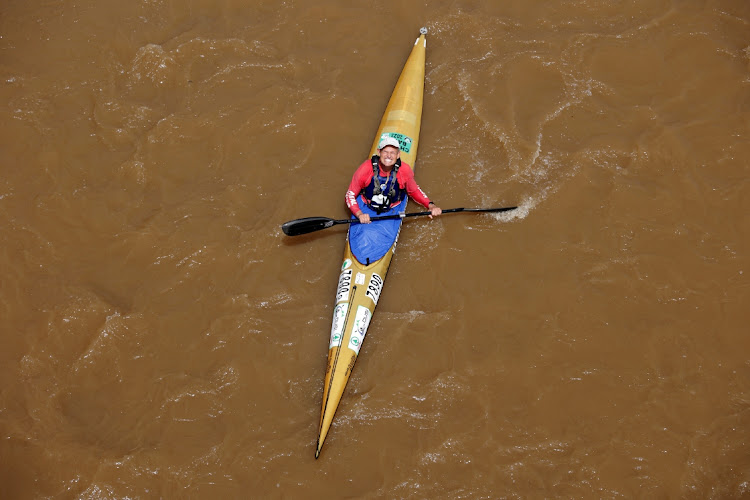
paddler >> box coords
[345,136,442,223]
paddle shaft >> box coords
[281,206,518,236]
[332,207,514,224]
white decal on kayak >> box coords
[355,272,365,285]
[348,306,372,354]
[329,303,346,348]
[336,269,352,303]
[365,273,384,305]
[341,259,352,271]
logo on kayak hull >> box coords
[329,303,346,348]
[348,306,372,355]
[379,132,413,154]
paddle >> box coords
[281,206,518,236]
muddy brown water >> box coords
[1,0,749,498]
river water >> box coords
[1,0,748,498]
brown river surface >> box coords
[2,0,749,498]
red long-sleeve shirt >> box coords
[345,160,431,215]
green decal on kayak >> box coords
[380,132,413,154]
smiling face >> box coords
[378,145,400,170]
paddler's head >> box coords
[377,136,400,169]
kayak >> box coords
[316,28,427,458]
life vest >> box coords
[363,155,405,213]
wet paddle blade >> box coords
[281,216,337,236]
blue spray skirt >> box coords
[348,198,406,265]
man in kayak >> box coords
[345,136,442,224]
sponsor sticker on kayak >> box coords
[365,273,384,305]
[329,303,346,348]
[336,269,352,303]
[348,306,372,354]
[355,272,365,285]
[342,259,352,271]
[380,132,413,154]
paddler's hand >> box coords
[428,202,442,219]
[357,212,371,224]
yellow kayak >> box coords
[316,28,427,458]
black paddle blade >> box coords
[281,216,336,236]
